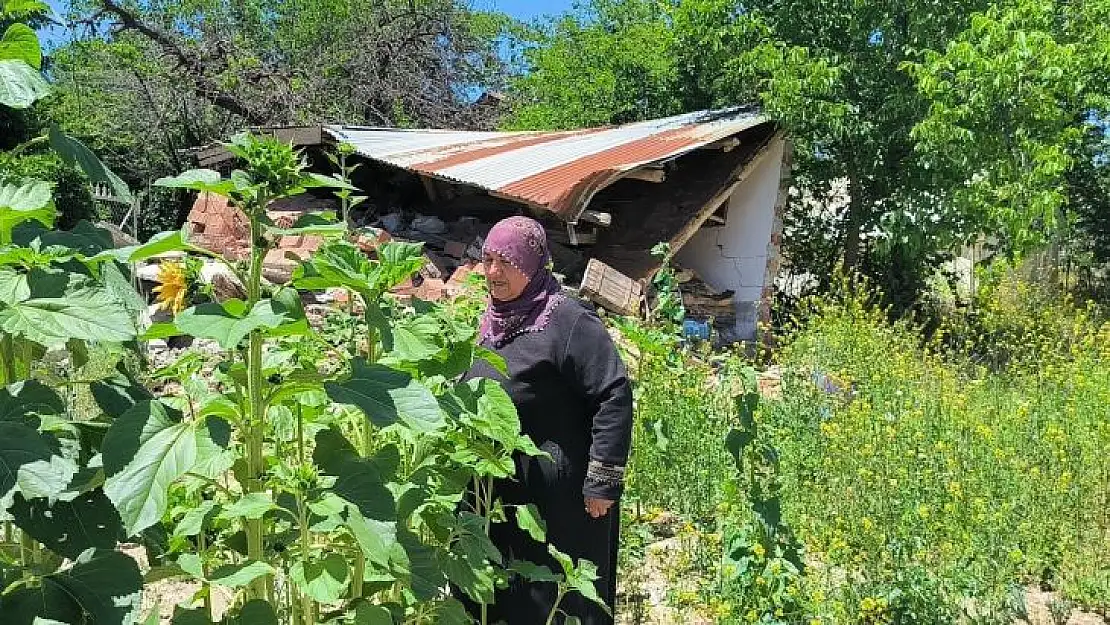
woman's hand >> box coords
[585,497,615,518]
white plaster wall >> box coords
[675,138,785,339]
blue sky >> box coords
[480,0,574,20]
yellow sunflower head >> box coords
[153,260,189,315]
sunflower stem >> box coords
[244,203,270,602]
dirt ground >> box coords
[128,539,1106,624]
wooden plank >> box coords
[668,138,779,253]
[420,176,440,203]
[703,137,741,152]
[623,168,666,183]
[578,209,612,226]
[579,258,642,316]
[548,225,597,247]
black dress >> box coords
[464,297,634,625]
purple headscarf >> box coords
[479,216,566,348]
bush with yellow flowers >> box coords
[763,273,1110,620]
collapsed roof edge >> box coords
[322,107,772,221]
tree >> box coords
[504,0,681,130]
[906,0,1110,251]
[41,0,513,230]
[507,0,1110,312]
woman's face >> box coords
[482,251,530,302]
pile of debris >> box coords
[368,211,488,302]
[178,191,736,338]
[182,191,494,303]
[677,269,736,325]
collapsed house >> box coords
[189,107,790,343]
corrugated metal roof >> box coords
[324,107,770,220]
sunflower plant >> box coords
[0,132,570,625]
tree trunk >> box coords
[843,180,866,271]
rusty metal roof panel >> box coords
[324,107,770,219]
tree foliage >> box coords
[39,0,514,231]
[504,0,681,129]
[507,0,1110,311]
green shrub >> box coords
[0,152,99,230]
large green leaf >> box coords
[227,600,278,625]
[217,492,275,521]
[0,24,40,69]
[432,598,474,625]
[170,607,213,625]
[342,504,401,571]
[126,228,199,263]
[48,126,132,203]
[442,552,495,605]
[508,559,559,583]
[172,499,217,538]
[0,281,137,349]
[443,514,500,603]
[16,454,77,500]
[0,58,49,109]
[0,421,54,501]
[397,529,445,602]
[455,512,501,564]
[264,211,346,237]
[266,286,308,338]
[154,169,239,196]
[208,560,275,589]
[9,489,123,559]
[1,379,62,423]
[19,220,115,257]
[91,364,154,418]
[514,503,547,543]
[102,401,225,535]
[389,316,442,363]
[0,267,29,304]
[376,241,427,290]
[303,172,359,191]
[102,259,146,323]
[472,379,522,449]
[725,428,755,473]
[325,358,444,432]
[0,549,143,624]
[290,553,349,603]
[174,299,287,350]
[0,181,53,242]
[292,240,374,293]
[313,428,395,521]
[353,603,394,625]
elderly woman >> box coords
[464,216,633,624]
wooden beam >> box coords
[420,176,439,203]
[623,168,666,183]
[578,209,612,226]
[668,137,780,253]
[548,224,597,246]
[704,137,741,152]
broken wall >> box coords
[675,138,787,342]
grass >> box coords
[618,275,1110,623]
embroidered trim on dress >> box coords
[586,459,626,487]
